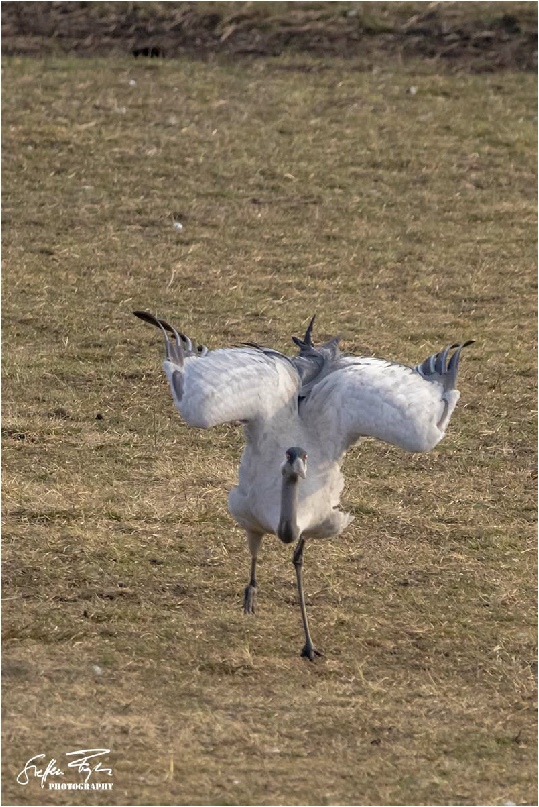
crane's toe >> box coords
[301,642,323,661]
[243,584,257,614]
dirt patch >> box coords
[2,1,537,71]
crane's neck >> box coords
[277,474,301,544]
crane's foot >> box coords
[300,642,323,661]
[243,584,257,614]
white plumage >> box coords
[135,311,472,659]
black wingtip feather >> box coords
[415,340,474,390]
[133,310,160,326]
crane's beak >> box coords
[291,456,307,479]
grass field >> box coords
[2,39,537,807]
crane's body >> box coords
[229,434,351,540]
[135,311,472,659]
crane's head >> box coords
[282,447,308,480]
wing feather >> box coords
[168,347,299,428]
[134,313,300,428]
[302,350,466,460]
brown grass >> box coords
[2,45,537,806]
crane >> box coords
[134,311,473,660]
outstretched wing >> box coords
[301,343,473,460]
[134,312,299,428]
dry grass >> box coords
[2,48,537,806]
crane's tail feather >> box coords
[415,340,475,390]
[304,315,316,346]
[292,314,316,350]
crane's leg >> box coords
[243,531,263,614]
[293,537,322,660]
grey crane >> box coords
[135,310,472,659]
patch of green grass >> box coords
[2,52,537,806]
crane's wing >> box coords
[301,342,473,460]
[134,312,300,428]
